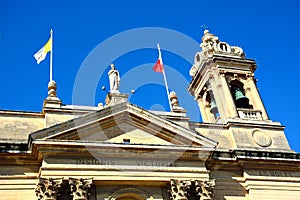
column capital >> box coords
[195,179,215,200]
[246,72,255,81]
[69,178,93,200]
[218,69,227,77]
[168,179,215,200]
[169,179,191,200]
[35,177,63,200]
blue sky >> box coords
[0,1,299,152]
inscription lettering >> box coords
[74,159,177,167]
[76,159,115,166]
[259,170,290,177]
[0,169,17,175]
[136,160,177,167]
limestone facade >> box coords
[0,30,300,200]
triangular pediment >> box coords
[30,103,217,148]
[108,128,173,145]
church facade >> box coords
[0,30,300,200]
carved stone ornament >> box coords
[168,179,215,200]
[46,80,61,101]
[169,179,191,200]
[35,177,63,200]
[252,129,272,147]
[169,91,185,112]
[69,178,93,200]
[200,30,245,58]
[195,179,215,200]
[189,52,202,77]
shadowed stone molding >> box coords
[168,179,215,200]
[35,177,63,200]
[69,178,93,200]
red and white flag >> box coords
[152,43,172,111]
[153,44,164,73]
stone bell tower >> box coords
[188,30,291,151]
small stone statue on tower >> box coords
[108,64,120,94]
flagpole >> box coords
[50,29,53,82]
[157,43,172,111]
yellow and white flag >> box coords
[34,37,52,64]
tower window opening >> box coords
[230,83,250,109]
[123,139,130,144]
[208,91,219,119]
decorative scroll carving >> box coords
[200,30,245,58]
[35,177,63,200]
[168,179,215,200]
[69,178,93,200]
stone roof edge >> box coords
[29,102,217,148]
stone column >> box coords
[35,177,63,200]
[198,97,209,122]
[246,74,269,120]
[218,72,238,119]
[69,178,93,200]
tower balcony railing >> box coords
[237,108,263,120]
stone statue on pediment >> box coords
[108,64,120,94]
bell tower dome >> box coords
[188,30,291,151]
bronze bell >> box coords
[210,98,218,114]
[232,87,250,108]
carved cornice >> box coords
[35,177,63,200]
[168,179,215,200]
[211,150,300,162]
[69,178,93,200]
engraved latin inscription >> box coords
[75,158,177,167]
[76,159,115,166]
[259,170,291,177]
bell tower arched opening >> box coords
[229,80,251,109]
